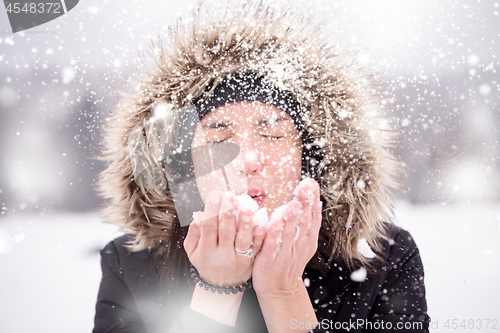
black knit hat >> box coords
[192,72,308,142]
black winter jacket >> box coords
[93,223,430,333]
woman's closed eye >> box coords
[256,117,292,141]
[261,134,283,141]
[208,134,283,144]
[204,121,232,144]
[208,137,229,144]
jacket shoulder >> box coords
[101,234,138,255]
[379,223,426,286]
[369,223,430,328]
[99,234,154,285]
[100,234,135,267]
[382,223,421,256]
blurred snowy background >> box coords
[0,0,499,332]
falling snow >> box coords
[350,267,367,282]
[0,0,499,331]
[357,238,376,259]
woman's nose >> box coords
[242,150,263,175]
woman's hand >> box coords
[184,190,266,287]
[252,178,322,295]
[251,178,322,332]
[183,190,266,326]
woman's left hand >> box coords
[252,178,322,296]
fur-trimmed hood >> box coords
[97,1,402,271]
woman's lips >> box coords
[252,195,265,205]
[247,188,266,205]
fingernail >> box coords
[254,225,265,236]
[192,211,202,226]
[241,210,253,223]
[285,201,301,219]
[302,187,314,202]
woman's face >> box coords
[191,101,303,216]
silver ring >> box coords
[235,247,253,258]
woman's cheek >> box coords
[266,166,301,203]
[222,152,262,193]
[196,170,227,204]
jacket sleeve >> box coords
[93,242,147,333]
[93,239,240,333]
[366,228,431,333]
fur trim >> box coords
[97,1,402,270]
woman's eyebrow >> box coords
[255,116,287,126]
[202,120,233,129]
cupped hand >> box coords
[183,191,266,287]
[251,178,322,296]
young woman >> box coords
[93,2,430,332]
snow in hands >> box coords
[192,178,318,235]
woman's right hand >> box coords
[183,191,266,326]
[183,190,266,287]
